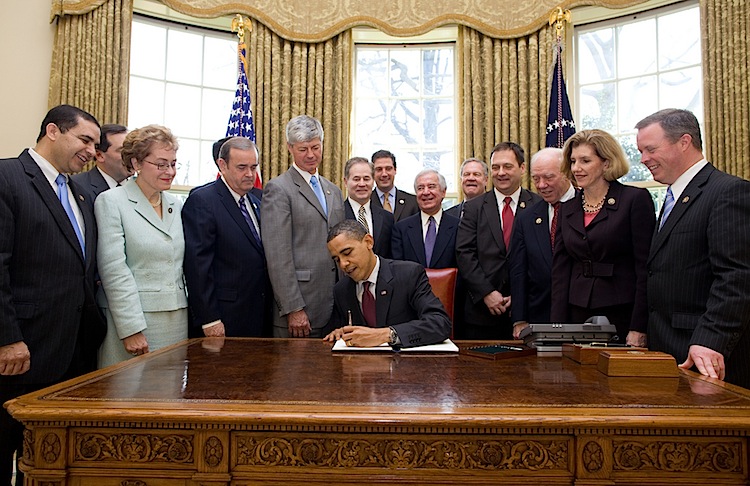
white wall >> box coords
[0,0,55,156]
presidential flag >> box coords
[226,37,262,188]
[545,44,576,148]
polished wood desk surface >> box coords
[10,337,750,427]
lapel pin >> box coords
[380,290,387,296]
[535,217,542,225]
[78,194,84,201]
[326,190,331,195]
[607,198,615,205]
[520,201,526,209]
[168,208,173,213]
[399,199,405,205]
[682,196,689,203]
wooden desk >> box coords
[7,338,750,485]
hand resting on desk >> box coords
[323,325,390,347]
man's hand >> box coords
[287,309,312,337]
[323,326,389,347]
[626,331,647,347]
[512,321,528,340]
[679,344,725,381]
[0,341,30,376]
[123,332,149,356]
[203,321,226,337]
[483,291,510,315]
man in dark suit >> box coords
[0,105,107,485]
[445,158,489,220]
[213,136,262,200]
[72,123,132,208]
[456,142,542,339]
[392,169,459,269]
[323,220,451,348]
[637,108,750,388]
[370,149,419,222]
[182,137,271,338]
[343,157,394,258]
[508,148,574,338]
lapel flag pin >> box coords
[535,217,543,224]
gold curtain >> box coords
[701,0,750,178]
[49,0,133,126]
[459,24,556,188]
[248,19,352,183]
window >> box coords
[128,15,237,187]
[352,28,458,199]
[574,1,702,189]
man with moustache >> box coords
[456,142,542,339]
[0,105,106,485]
[261,115,344,338]
[370,149,419,222]
[508,148,574,338]
[72,123,132,208]
[323,220,451,347]
[637,108,750,388]
[182,137,271,338]
[343,157,394,258]
[446,158,489,219]
[392,169,459,269]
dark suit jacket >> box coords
[456,189,541,327]
[182,180,271,337]
[646,164,750,388]
[508,199,554,324]
[392,211,459,269]
[328,258,451,347]
[0,150,105,384]
[71,166,110,210]
[551,181,655,332]
[344,200,394,259]
[371,188,419,222]
[444,202,463,220]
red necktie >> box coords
[362,281,376,327]
[502,196,514,250]
[550,202,561,253]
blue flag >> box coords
[545,45,576,148]
[226,41,256,142]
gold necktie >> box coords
[383,192,393,212]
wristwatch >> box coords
[388,326,398,345]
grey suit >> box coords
[261,167,344,336]
[647,163,750,388]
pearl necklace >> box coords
[581,191,604,213]
[149,193,162,208]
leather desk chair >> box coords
[425,267,457,338]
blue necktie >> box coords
[239,195,262,245]
[659,187,675,231]
[424,216,436,267]
[56,174,85,254]
[310,175,327,216]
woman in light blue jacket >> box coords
[95,125,187,368]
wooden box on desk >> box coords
[563,343,647,365]
[597,350,679,377]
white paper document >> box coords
[331,339,459,353]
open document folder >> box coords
[331,339,459,352]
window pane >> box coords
[659,67,703,117]
[130,22,166,77]
[617,19,657,78]
[201,87,235,140]
[354,98,389,144]
[658,8,701,69]
[423,99,454,144]
[356,50,388,97]
[618,75,657,133]
[127,77,165,128]
[390,50,420,97]
[166,29,203,84]
[577,28,615,84]
[578,83,615,131]
[618,134,653,183]
[422,48,453,95]
[164,83,201,138]
[391,98,421,144]
[203,37,237,89]
[174,138,200,186]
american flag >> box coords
[545,42,576,148]
[226,38,262,188]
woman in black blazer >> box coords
[551,129,655,345]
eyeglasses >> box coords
[143,159,180,172]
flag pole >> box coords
[545,7,576,149]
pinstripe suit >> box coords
[647,163,750,388]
